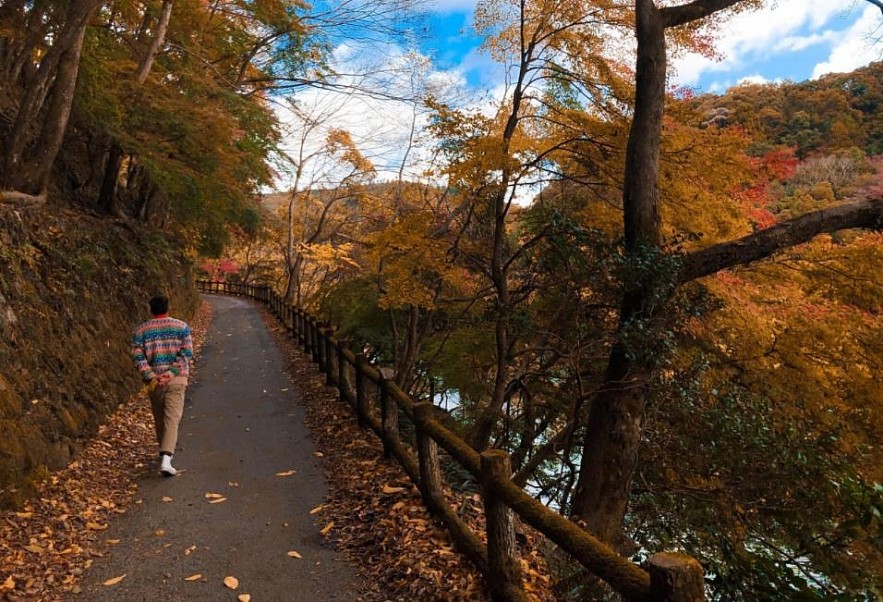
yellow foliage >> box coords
[365,212,462,310]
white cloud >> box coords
[670,0,874,87]
[273,43,464,191]
[736,74,773,86]
[811,5,883,78]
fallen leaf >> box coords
[320,522,334,536]
[184,544,197,555]
[204,492,224,499]
[238,595,251,602]
[102,574,126,586]
[287,550,302,558]
[208,497,227,504]
[184,574,202,582]
[313,451,324,457]
[223,575,239,589]
[382,484,405,494]
[86,521,109,530]
[1,576,14,590]
[275,470,296,477]
[14,512,32,518]
[105,539,121,545]
[155,529,166,537]
[309,504,324,514]
[162,496,173,503]
[24,545,43,554]
[228,482,239,487]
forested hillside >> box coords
[2,0,883,599]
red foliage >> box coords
[751,147,798,181]
[200,259,239,280]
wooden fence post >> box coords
[648,552,705,602]
[314,321,325,367]
[481,450,527,602]
[303,314,312,356]
[325,328,337,386]
[379,368,398,459]
[337,339,350,401]
[354,353,369,426]
[414,402,443,506]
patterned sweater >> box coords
[131,316,194,382]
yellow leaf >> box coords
[1,576,14,590]
[287,550,302,558]
[238,595,251,602]
[155,529,166,537]
[14,512,32,518]
[105,539,121,545]
[309,504,324,515]
[382,484,405,494]
[313,452,324,457]
[184,544,197,555]
[102,574,126,586]
[208,497,227,504]
[204,492,224,499]
[320,522,334,536]
[275,470,296,477]
[184,574,202,582]
[223,575,239,590]
[162,496,173,503]
[23,545,43,554]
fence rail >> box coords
[197,280,705,602]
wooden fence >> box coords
[197,280,705,601]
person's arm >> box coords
[169,324,194,376]
[131,329,157,382]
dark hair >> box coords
[149,295,169,315]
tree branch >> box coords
[678,197,883,283]
[864,0,883,14]
[660,0,747,28]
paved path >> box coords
[77,295,359,601]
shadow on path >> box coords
[76,295,359,601]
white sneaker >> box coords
[160,455,177,477]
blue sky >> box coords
[277,1,882,187]
[417,0,882,93]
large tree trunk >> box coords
[570,0,667,543]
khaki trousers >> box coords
[148,378,187,455]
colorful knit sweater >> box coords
[131,315,193,382]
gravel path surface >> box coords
[75,295,360,601]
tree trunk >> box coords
[571,0,667,542]
[0,0,101,194]
[97,0,173,215]
[134,0,173,86]
[31,21,90,197]
[98,141,125,216]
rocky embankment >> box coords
[0,205,196,507]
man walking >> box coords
[131,295,193,476]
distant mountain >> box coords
[690,61,883,157]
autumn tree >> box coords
[570,0,883,550]
[0,0,104,203]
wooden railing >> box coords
[197,280,705,601]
